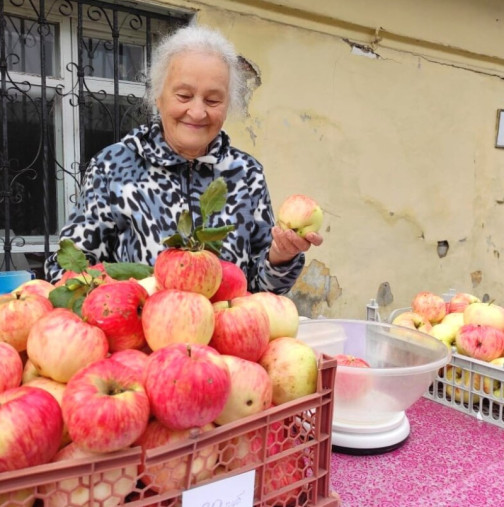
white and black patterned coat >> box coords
[44,120,304,294]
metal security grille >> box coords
[0,0,190,274]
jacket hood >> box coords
[122,118,230,168]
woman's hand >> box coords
[268,226,323,266]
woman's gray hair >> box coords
[147,24,247,116]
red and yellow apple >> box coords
[214,355,273,425]
[154,247,222,299]
[447,292,481,314]
[210,296,270,362]
[81,279,149,352]
[259,337,318,405]
[26,308,109,383]
[0,342,23,393]
[23,375,70,448]
[455,324,504,362]
[0,292,53,352]
[245,291,299,340]
[392,311,433,334]
[411,291,446,324]
[11,278,55,299]
[210,259,248,303]
[62,358,150,453]
[109,348,150,383]
[463,301,504,330]
[144,343,231,430]
[142,288,215,351]
[0,385,63,472]
[277,194,323,238]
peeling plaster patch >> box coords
[376,282,394,307]
[351,44,379,59]
[238,56,261,114]
[239,56,261,88]
[494,250,500,259]
[437,240,449,258]
[343,39,380,59]
[471,270,482,288]
[289,259,342,318]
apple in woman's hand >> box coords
[277,194,323,238]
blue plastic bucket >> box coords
[0,270,35,294]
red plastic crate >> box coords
[0,355,338,506]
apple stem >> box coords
[186,344,192,357]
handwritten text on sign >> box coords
[182,470,255,507]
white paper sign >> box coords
[182,470,255,507]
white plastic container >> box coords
[297,319,451,453]
[297,318,347,356]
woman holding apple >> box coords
[44,24,323,293]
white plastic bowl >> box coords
[297,319,451,425]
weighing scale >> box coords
[331,410,411,455]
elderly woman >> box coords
[44,24,323,293]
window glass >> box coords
[82,37,145,82]
[5,14,58,77]
[82,93,149,163]
[1,0,190,275]
[1,89,58,236]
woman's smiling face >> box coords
[156,50,230,160]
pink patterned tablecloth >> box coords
[330,397,504,506]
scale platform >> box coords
[331,411,410,456]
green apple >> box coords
[277,194,323,238]
[482,357,504,397]
[444,364,481,404]
[430,312,465,347]
[429,322,457,348]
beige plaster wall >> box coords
[157,0,504,319]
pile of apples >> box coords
[0,249,321,505]
[392,290,504,403]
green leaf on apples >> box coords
[49,284,87,313]
[200,177,228,225]
[85,269,103,279]
[103,262,153,280]
[204,240,223,255]
[160,177,233,254]
[195,225,235,243]
[57,239,89,273]
[64,277,87,291]
[162,233,186,248]
[177,210,193,238]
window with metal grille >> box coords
[0,0,191,275]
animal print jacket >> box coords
[44,120,305,294]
